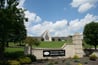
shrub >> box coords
[65,61,71,65]
[54,61,58,64]
[0,61,3,65]
[73,55,80,63]
[89,54,97,61]
[18,56,31,64]
[8,60,20,65]
[78,63,82,65]
[73,55,79,59]
[74,59,80,63]
[26,54,36,62]
[83,61,88,64]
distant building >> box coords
[33,30,72,41]
[41,30,52,41]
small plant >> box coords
[18,56,31,64]
[47,62,54,65]
[74,59,80,63]
[26,54,36,62]
[8,60,20,65]
[84,61,88,64]
[78,63,82,65]
[65,61,71,65]
[89,54,97,61]
[54,61,58,64]
[73,55,79,59]
[73,55,80,63]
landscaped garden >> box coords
[32,41,66,48]
[3,41,98,65]
[4,47,98,65]
[27,57,98,65]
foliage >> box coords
[0,0,27,59]
[73,55,80,59]
[89,54,97,61]
[8,60,20,65]
[65,61,71,65]
[5,47,24,59]
[24,37,40,46]
[18,56,32,64]
[26,54,37,62]
[78,63,82,65]
[0,60,7,65]
[54,61,58,64]
[24,37,40,54]
[73,55,80,63]
[83,22,98,50]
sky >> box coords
[18,0,98,37]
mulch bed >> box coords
[24,57,98,65]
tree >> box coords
[24,37,40,54]
[0,0,27,59]
[83,22,98,50]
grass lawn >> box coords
[32,41,66,48]
[4,47,24,60]
[5,47,24,53]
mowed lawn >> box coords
[5,47,24,53]
[32,41,66,48]
[5,41,66,53]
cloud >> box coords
[17,0,25,8]
[69,13,98,34]
[25,11,42,22]
[17,0,42,29]
[78,3,94,13]
[26,20,68,36]
[71,0,98,13]
[17,0,98,37]
[24,11,42,35]
[26,14,98,37]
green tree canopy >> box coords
[24,37,40,46]
[83,22,98,50]
[0,0,27,59]
[24,37,40,54]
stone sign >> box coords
[43,50,65,57]
[24,33,84,59]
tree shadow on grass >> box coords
[4,51,24,60]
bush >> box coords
[18,56,31,64]
[8,60,20,65]
[73,55,79,59]
[89,54,97,61]
[54,61,58,64]
[65,61,71,65]
[78,63,82,65]
[26,54,36,62]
